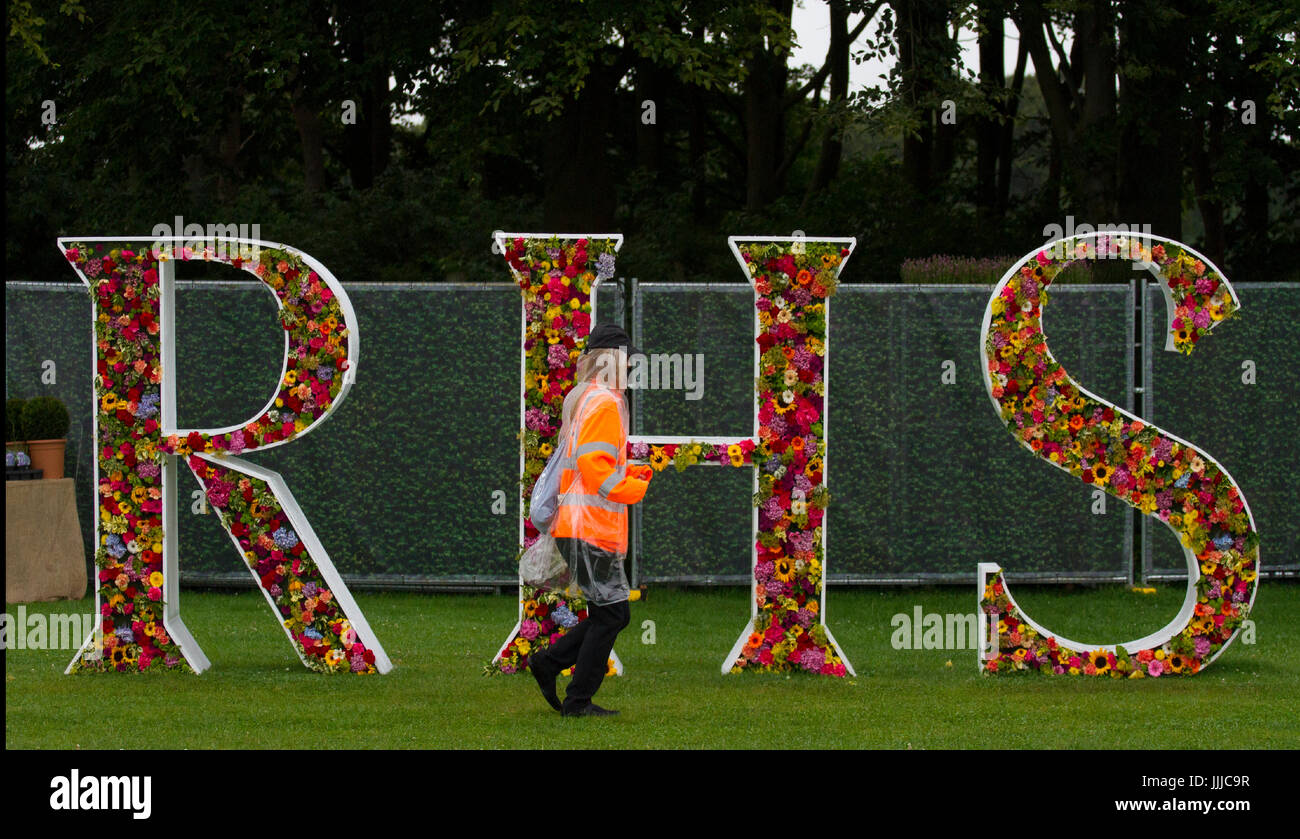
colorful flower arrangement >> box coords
[487,235,619,676]
[630,439,755,470]
[188,456,378,673]
[981,235,1258,677]
[161,246,350,457]
[728,241,851,677]
[65,242,186,672]
[64,240,363,673]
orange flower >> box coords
[781,347,795,361]
[795,269,813,286]
[790,437,804,452]
[1069,415,1084,432]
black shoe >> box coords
[529,655,562,712]
[563,703,619,718]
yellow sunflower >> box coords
[774,558,795,583]
[649,446,670,472]
[1090,650,1111,674]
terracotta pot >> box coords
[26,438,66,480]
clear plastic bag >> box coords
[519,533,572,592]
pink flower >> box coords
[147,586,162,601]
[1147,658,1163,677]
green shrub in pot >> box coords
[20,396,70,441]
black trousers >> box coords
[539,598,630,712]
[536,538,630,712]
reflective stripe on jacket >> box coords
[551,387,648,553]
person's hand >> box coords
[629,463,653,481]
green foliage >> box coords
[6,397,27,440]
[20,394,69,440]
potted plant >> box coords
[21,396,70,480]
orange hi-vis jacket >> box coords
[552,387,649,554]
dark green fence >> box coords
[6,278,1296,589]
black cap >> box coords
[584,322,642,356]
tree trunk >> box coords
[293,84,326,195]
[996,40,1028,214]
[543,63,618,230]
[744,7,792,211]
[805,0,850,203]
[1116,0,1185,240]
[1191,103,1225,265]
[975,3,1005,217]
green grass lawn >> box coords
[6,583,1299,749]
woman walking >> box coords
[530,323,652,717]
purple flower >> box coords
[206,480,231,508]
[595,253,616,281]
[272,527,299,549]
[630,441,649,459]
[525,408,554,434]
[302,582,318,597]
[228,430,246,455]
[547,343,569,369]
[765,580,785,598]
[137,462,160,478]
[519,620,539,640]
[552,605,579,629]
[269,584,282,597]
[755,561,774,582]
[315,366,334,382]
[798,648,824,672]
[1194,636,1211,656]
[136,392,160,419]
[788,531,814,553]
[795,608,813,628]
[1156,490,1173,509]
[1193,310,1211,329]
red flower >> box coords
[186,431,205,451]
